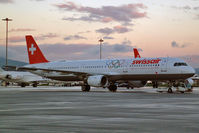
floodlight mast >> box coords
[2,18,12,68]
[99,38,104,60]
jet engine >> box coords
[4,74,21,80]
[128,81,147,88]
[87,75,108,87]
[5,74,12,79]
[185,78,194,88]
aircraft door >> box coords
[120,59,128,73]
[160,58,168,72]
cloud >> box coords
[77,30,91,34]
[172,5,199,20]
[55,2,147,25]
[9,33,58,43]
[0,0,13,3]
[30,0,45,1]
[172,5,199,19]
[9,36,25,43]
[63,16,100,23]
[193,6,199,10]
[172,5,192,11]
[96,28,114,35]
[111,44,131,53]
[9,28,35,32]
[182,5,192,10]
[103,36,114,40]
[36,33,58,40]
[171,41,191,48]
[64,35,87,40]
[122,39,132,45]
[96,25,131,35]
[114,25,132,33]
[172,5,199,11]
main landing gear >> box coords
[167,87,173,93]
[108,84,117,92]
[81,84,117,92]
[152,81,158,88]
[20,83,26,87]
[81,85,91,92]
[32,82,38,87]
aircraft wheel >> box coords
[32,83,37,87]
[168,88,173,93]
[187,89,193,92]
[6,82,10,86]
[108,85,117,92]
[81,85,90,92]
[152,81,158,88]
[21,83,26,87]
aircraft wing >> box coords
[16,66,91,76]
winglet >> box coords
[133,48,141,58]
[26,35,49,64]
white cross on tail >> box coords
[29,44,36,55]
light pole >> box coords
[99,38,103,60]
[2,18,12,68]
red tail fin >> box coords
[133,48,141,58]
[26,35,49,64]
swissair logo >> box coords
[132,59,161,64]
[29,44,36,55]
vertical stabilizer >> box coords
[133,48,141,58]
[26,35,49,64]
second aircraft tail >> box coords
[133,48,141,58]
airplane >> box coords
[15,35,195,92]
[0,67,50,87]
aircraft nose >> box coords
[190,67,196,74]
[181,66,195,75]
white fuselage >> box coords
[24,57,195,82]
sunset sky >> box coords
[0,0,199,67]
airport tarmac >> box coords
[0,86,199,133]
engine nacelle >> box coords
[87,75,108,87]
[5,74,12,79]
[128,81,147,88]
[4,74,21,80]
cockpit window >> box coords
[174,62,188,66]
